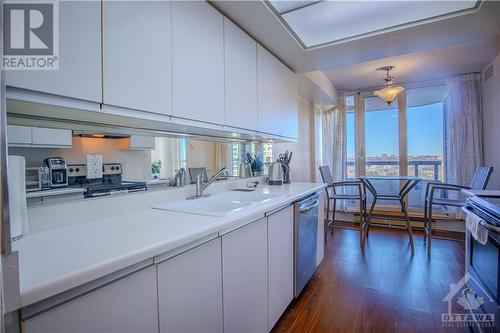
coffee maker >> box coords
[43,157,68,188]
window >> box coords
[345,95,355,107]
[151,137,187,180]
[229,142,273,177]
[406,85,447,207]
[364,96,399,176]
[346,110,355,179]
[338,83,447,210]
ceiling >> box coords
[268,0,479,48]
[323,39,498,91]
[211,0,500,91]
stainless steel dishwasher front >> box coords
[293,193,319,297]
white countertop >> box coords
[26,187,85,198]
[13,182,325,308]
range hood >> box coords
[72,131,130,139]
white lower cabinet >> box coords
[267,205,294,330]
[222,218,268,333]
[157,238,223,333]
[23,266,158,333]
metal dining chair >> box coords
[424,166,493,257]
[360,177,420,254]
[318,166,366,244]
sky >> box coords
[346,102,444,158]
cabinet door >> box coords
[7,125,32,146]
[257,46,284,136]
[129,136,156,150]
[282,72,298,139]
[103,1,172,115]
[222,218,268,333]
[31,128,72,147]
[172,1,224,125]
[157,238,223,333]
[23,267,158,333]
[6,1,101,102]
[224,18,258,131]
[257,46,298,138]
[268,205,294,330]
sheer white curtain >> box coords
[215,142,229,171]
[445,73,483,187]
[321,100,347,209]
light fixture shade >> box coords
[374,86,404,105]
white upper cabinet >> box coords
[224,18,258,131]
[31,127,72,148]
[172,1,224,125]
[257,45,298,138]
[282,72,299,139]
[7,125,32,146]
[257,46,281,136]
[7,126,71,148]
[6,1,101,103]
[103,1,172,116]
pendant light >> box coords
[374,66,404,105]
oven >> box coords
[464,196,500,333]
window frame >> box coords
[343,81,446,212]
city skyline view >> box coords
[347,102,444,158]
[346,101,444,181]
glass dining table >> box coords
[358,175,421,254]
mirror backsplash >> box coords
[9,134,273,185]
[152,137,273,184]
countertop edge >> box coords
[19,183,326,307]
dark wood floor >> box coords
[273,226,468,333]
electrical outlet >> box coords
[86,154,103,179]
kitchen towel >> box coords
[464,208,488,245]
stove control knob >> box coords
[75,168,80,172]
[69,168,74,173]
[111,166,115,170]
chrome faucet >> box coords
[189,167,227,199]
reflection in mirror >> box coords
[6,115,273,187]
[151,138,273,184]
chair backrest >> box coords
[188,167,208,184]
[318,166,334,186]
[470,166,494,190]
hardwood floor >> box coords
[272,226,469,333]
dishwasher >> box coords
[294,193,319,297]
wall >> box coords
[9,136,151,182]
[274,96,315,182]
[482,53,500,189]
